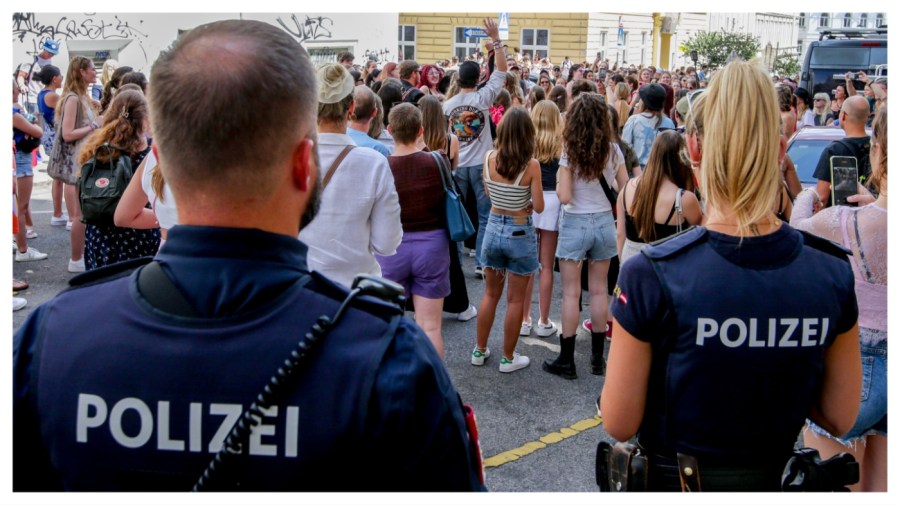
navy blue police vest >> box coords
[24,265,480,491]
[636,226,856,465]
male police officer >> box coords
[13,20,484,492]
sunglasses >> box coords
[686,89,705,124]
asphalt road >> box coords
[12,169,615,492]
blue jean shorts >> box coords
[15,150,33,178]
[556,210,617,262]
[807,330,886,444]
[479,213,539,276]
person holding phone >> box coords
[813,96,871,209]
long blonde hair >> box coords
[697,60,781,236]
[530,100,562,163]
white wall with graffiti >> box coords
[13,12,400,74]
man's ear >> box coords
[292,139,315,192]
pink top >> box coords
[839,205,887,333]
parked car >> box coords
[786,126,873,189]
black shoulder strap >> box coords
[137,261,200,317]
[796,229,852,262]
[598,173,617,208]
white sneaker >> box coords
[474,266,484,279]
[13,297,28,312]
[15,247,49,262]
[457,304,478,322]
[535,320,558,337]
[519,320,532,336]
[26,228,38,239]
[68,258,86,273]
[50,214,69,226]
[471,347,491,366]
[499,353,530,373]
[468,249,476,257]
[66,220,73,231]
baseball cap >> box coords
[316,62,355,104]
[675,96,690,118]
[639,83,666,111]
[42,40,60,55]
[458,61,480,87]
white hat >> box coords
[317,62,355,104]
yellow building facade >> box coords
[399,12,589,64]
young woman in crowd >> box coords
[794,87,816,129]
[378,103,451,356]
[76,89,160,270]
[543,94,627,380]
[36,65,67,227]
[548,85,568,117]
[521,100,563,339]
[792,107,887,492]
[776,84,798,138]
[616,130,702,264]
[418,64,445,101]
[54,55,101,273]
[602,60,861,491]
[13,81,46,261]
[813,92,835,126]
[472,107,544,373]
[99,65,132,114]
[623,83,674,177]
[832,82,848,116]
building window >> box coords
[521,28,549,59]
[454,27,482,61]
[599,31,607,61]
[819,13,830,28]
[859,13,868,27]
[876,14,884,27]
[398,25,415,61]
[843,13,853,27]
[799,13,806,28]
[641,32,647,66]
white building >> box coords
[12,12,399,75]
[707,13,801,70]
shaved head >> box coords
[841,95,870,125]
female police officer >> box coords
[600,60,862,491]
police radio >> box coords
[192,274,405,491]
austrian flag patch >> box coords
[613,285,627,305]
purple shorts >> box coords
[377,229,450,299]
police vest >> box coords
[27,265,479,491]
[636,226,855,465]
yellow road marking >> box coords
[483,416,603,468]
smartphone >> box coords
[830,156,858,207]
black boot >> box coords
[591,332,606,376]
[543,335,577,380]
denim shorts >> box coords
[15,150,33,178]
[479,213,539,276]
[807,331,886,444]
[556,210,617,262]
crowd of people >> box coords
[12,16,887,492]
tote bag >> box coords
[431,151,475,241]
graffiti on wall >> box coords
[276,14,334,43]
[12,12,149,62]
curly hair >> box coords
[775,83,794,112]
[495,107,535,180]
[77,89,148,166]
[563,93,612,181]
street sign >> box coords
[499,12,510,40]
[617,16,625,47]
[464,28,487,38]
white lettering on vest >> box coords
[779,319,799,347]
[695,318,831,349]
[77,393,108,443]
[209,403,242,454]
[157,401,185,451]
[76,395,301,456]
[109,397,154,448]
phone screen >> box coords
[830,156,858,207]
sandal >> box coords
[13,279,29,292]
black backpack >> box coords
[78,143,133,226]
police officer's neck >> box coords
[704,209,781,237]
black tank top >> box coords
[624,185,687,243]
[540,158,560,191]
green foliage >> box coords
[680,29,760,68]
[773,53,801,79]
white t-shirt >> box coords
[18,56,51,104]
[442,70,506,168]
[559,143,623,214]
[140,151,179,230]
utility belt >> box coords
[596,441,859,492]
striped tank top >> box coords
[483,150,531,211]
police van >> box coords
[800,28,887,96]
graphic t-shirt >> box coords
[443,70,506,168]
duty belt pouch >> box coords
[604,441,649,491]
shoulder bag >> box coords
[46,93,85,185]
[432,151,474,241]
